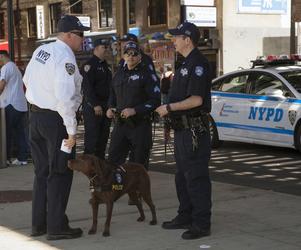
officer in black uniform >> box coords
[156,22,212,240]
[119,33,158,79]
[106,41,160,167]
[81,38,112,159]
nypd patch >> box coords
[130,74,139,81]
[65,63,75,75]
[195,66,203,77]
[84,64,91,72]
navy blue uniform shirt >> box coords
[108,62,161,115]
[81,55,112,108]
[169,48,212,115]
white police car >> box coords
[210,56,301,152]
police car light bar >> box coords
[251,54,301,68]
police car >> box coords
[209,55,301,152]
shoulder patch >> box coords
[195,66,203,77]
[65,63,75,75]
[84,64,91,72]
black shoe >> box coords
[47,227,83,241]
[31,228,47,237]
[162,218,191,230]
[181,227,211,240]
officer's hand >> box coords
[94,105,103,116]
[155,105,168,117]
[64,134,76,149]
[121,108,136,118]
[106,108,115,119]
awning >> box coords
[0,41,9,52]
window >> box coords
[220,73,249,93]
[27,7,37,37]
[69,0,82,14]
[280,70,301,95]
[0,13,5,39]
[50,3,62,33]
[250,72,293,97]
[98,0,113,28]
[149,0,167,26]
[129,0,136,25]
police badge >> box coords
[195,66,203,76]
[65,63,75,75]
[288,110,297,126]
[84,64,91,72]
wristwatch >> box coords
[166,104,172,112]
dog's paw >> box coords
[103,231,110,237]
[149,220,157,225]
[88,228,97,234]
[137,216,145,222]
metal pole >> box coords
[290,0,296,54]
[7,0,14,61]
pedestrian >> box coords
[0,50,28,166]
[160,65,173,104]
[156,22,212,240]
[81,38,112,159]
[23,15,90,240]
[106,41,160,168]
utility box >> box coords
[0,108,7,168]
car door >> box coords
[246,71,293,145]
[211,72,252,141]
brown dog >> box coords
[68,154,157,236]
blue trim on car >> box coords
[212,91,301,104]
[216,122,294,135]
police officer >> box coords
[106,41,160,167]
[156,22,212,240]
[119,33,158,78]
[81,38,112,159]
[23,15,90,240]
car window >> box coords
[250,72,293,97]
[280,70,301,94]
[219,73,249,93]
[212,79,223,91]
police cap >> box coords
[123,41,140,54]
[120,33,138,43]
[168,21,200,44]
[58,15,90,32]
[93,39,109,48]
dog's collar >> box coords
[89,174,100,193]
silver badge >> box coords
[84,65,91,72]
[116,173,122,184]
[195,66,203,76]
[130,74,139,81]
[288,110,297,126]
[65,63,75,75]
[180,68,188,76]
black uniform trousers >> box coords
[108,120,152,168]
[83,103,111,159]
[29,109,75,234]
[174,128,212,230]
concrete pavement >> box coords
[0,163,301,250]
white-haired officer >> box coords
[156,22,212,240]
[23,15,90,240]
[81,38,112,159]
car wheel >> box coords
[209,115,222,148]
[294,125,301,152]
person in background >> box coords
[23,15,90,240]
[160,65,173,104]
[81,38,112,159]
[0,50,28,166]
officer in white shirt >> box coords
[23,15,90,240]
[0,50,28,165]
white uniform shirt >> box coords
[23,39,82,135]
[0,61,28,112]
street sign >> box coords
[238,0,288,14]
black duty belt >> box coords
[30,104,55,113]
[165,113,209,131]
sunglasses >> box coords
[70,31,84,38]
[124,51,139,57]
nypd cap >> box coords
[58,15,90,32]
[168,21,200,44]
[93,39,109,48]
[123,41,140,53]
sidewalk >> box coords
[0,163,301,250]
